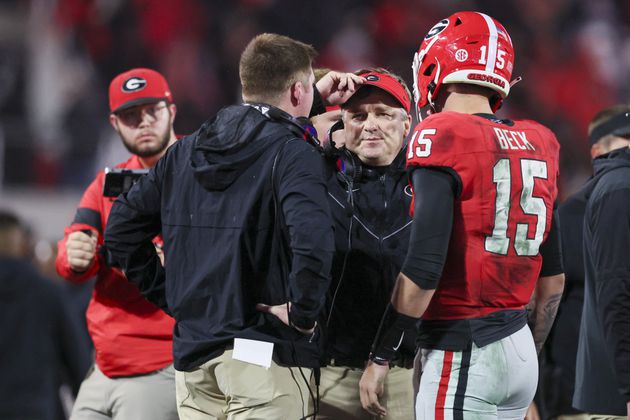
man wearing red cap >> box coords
[318,67,415,419]
[56,68,178,420]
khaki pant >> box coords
[175,349,312,420]
[557,414,626,420]
[70,364,177,420]
[315,365,414,420]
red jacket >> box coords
[407,112,560,320]
[56,155,174,377]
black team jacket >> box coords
[324,151,416,366]
[104,104,334,371]
[574,147,630,414]
[0,257,90,420]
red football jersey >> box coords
[406,111,560,320]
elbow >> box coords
[552,273,565,293]
[538,272,565,296]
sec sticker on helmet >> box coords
[411,11,516,118]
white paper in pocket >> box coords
[232,338,274,369]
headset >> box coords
[260,103,380,185]
[326,119,380,184]
[262,105,322,148]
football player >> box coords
[359,11,565,419]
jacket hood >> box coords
[190,104,283,191]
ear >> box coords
[109,114,119,131]
[290,80,304,107]
[403,112,412,138]
[168,103,177,123]
[590,143,602,159]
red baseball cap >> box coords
[109,68,173,113]
[348,71,411,113]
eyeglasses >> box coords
[116,103,168,127]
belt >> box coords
[327,357,365,369]
[326,356,413,370]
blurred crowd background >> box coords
[0,1,628,418]
[0,0,629,282]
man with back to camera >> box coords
[317,67,416,419]
[573,105,630,420]
[359,11,565,419]
[56,68,179,420]
[104,33,364,419]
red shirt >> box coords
[407,112,560,320]
[56,155,174,377]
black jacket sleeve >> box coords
[103,159,167,313]
[539,207,564,277]
[276,140,334,329]
[401,167,456,290]
[590,188,630,398]
[309,86,326,118]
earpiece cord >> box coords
[325,215,353,330]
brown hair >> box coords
[239,33,317,104]
[314,68,333,83]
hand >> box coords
[155,244,165,266]
[525,401,540,420]
[66,230,98,272]
[626,401,630,420]
[256,302,316,335]
[359,360,389,417]
[315,71,365,106]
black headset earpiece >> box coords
[336,148,380,184]
[264,105,322,149]
[336,148,363,183]
[323,119,344,158]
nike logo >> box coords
[392,332,405,352]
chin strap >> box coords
[491,75,522,112]
[426,59,442,115]
[510,75,523,88]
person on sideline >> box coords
[360,12,564,419]
[104,34,364,419]
[1,210,90,420]
[318,68,415,419]
[56,68,179,420]
[573,105,630,419]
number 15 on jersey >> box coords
[485,158,548,257]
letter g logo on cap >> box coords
[122,77,147,93]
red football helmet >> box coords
[412,11,515,117]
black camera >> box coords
[103,167,149,197]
